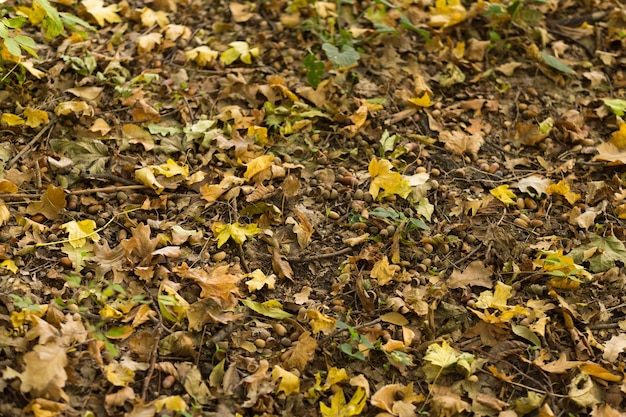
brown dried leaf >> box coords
[447,260,493,289]
[26,184,66,220]
[439,129,483,155]
[270,246,293,280]
[174,263,242,301]
[20,342,68,400]
[282,331,317,372]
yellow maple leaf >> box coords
[429,0,467,28]
[320,387,366,417]
[272,365,300,395]
[212,221,261,247]
[24,107,49,128]
[1,259,18,273]
[370,255,400,286]
[82,0,121,26]
[220,41,259,65]
[546,179,580,204]
[368,158,411,199]
[185,46,219,66]
[135,167,164,194]
[610,123,626,148]
[1,113,25,126]
[244,154,275,180]
[140,7,169,27]
[153,159,189,178]
[306,310,337,335]
[61,219,100,248]
[408,92,434,108]
[490,184,517,206]
[154,396,187,413]
[245,269,276,292]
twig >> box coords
[253,246,353,263]
[142,289,164,402]
[8,122,54,169]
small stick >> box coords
[8,123,54,169]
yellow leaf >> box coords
[429,0,467,28]
[546,179,580,204]
[100,305,123,319]
[306,310,336,335]
[245,269,276,292]
[140,7,169,27]
[185,46,219,66]
[54,101,93,116]
[320,387,366,417]
[211,221,261,247]
[24,107,49,128]
[26,184,66,220]
[1,113,25,126]
[489,185,517,206]
[408,92,434,108]
[272,365,300,395]
[0,202,9,226]
[610,123,626,148]
[105,362,135,387]
[1,259,18,273]
[153,159,189,178]
[137,33,162,54]
[82,0,121,26]
[370,255,400,286]
[220,41,259,65]
[0,179,18,193]
[368,158,411,199]
[154,396,187,412]
[61,219,100,248]
[244,154,275,180]
[135,167,164,194]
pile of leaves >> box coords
[1,0,626,416]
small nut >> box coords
[59,257,73,268]
[327,211,340,220]
[273,323,287,337]
[516,198,525,210]
[530,219,543,228]
[514,218,529,228]
[213,251,227,262]
[162,375,176,389]
[524,198,538,210]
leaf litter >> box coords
[0,0,626,416]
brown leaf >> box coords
[26,184,66,220]
[20,342,68,401]
[270,246,293,280]
[439,129,483,155]
[282,331,317,372]
[121,223,159,263]
[447,260,493,289]
[174,262,242,301]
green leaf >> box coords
[34,0,64,38]
[569,234,626,273]
[340,343,365,360]
[603,98,626,117]
[303,53,325,88]
[241,298,293,319]
[540,51,575,75]
[2,37,21,57]
[322,43,360,68]
[511,324,542,348]
[399,15,430,41]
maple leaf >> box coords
[61,219,100,248]
[185,46,219,66]
[429,0,467,28]
[422,341,475,382]
[282,331,317,372]
[602,334,626,362]
[26,184,66,220]
[272,365,300,395]
[23,107,49,128]
[370,255,400,286]
[81,0,121,26]
[408,92,434,108]
[306,310,336,335]
[320,387,366,417]
[245,269,276,292]
[569,233,626,272]
[220,41,259,65]
[211,221,261,247]
[546,179,580,204]
[490,184,517,206]
[369,158,411,200]
[610,123,626,148]
[244,154,275,181]
[174,263,242,301]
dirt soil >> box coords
[1,0,626,416]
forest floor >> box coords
[1,0,626,416]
